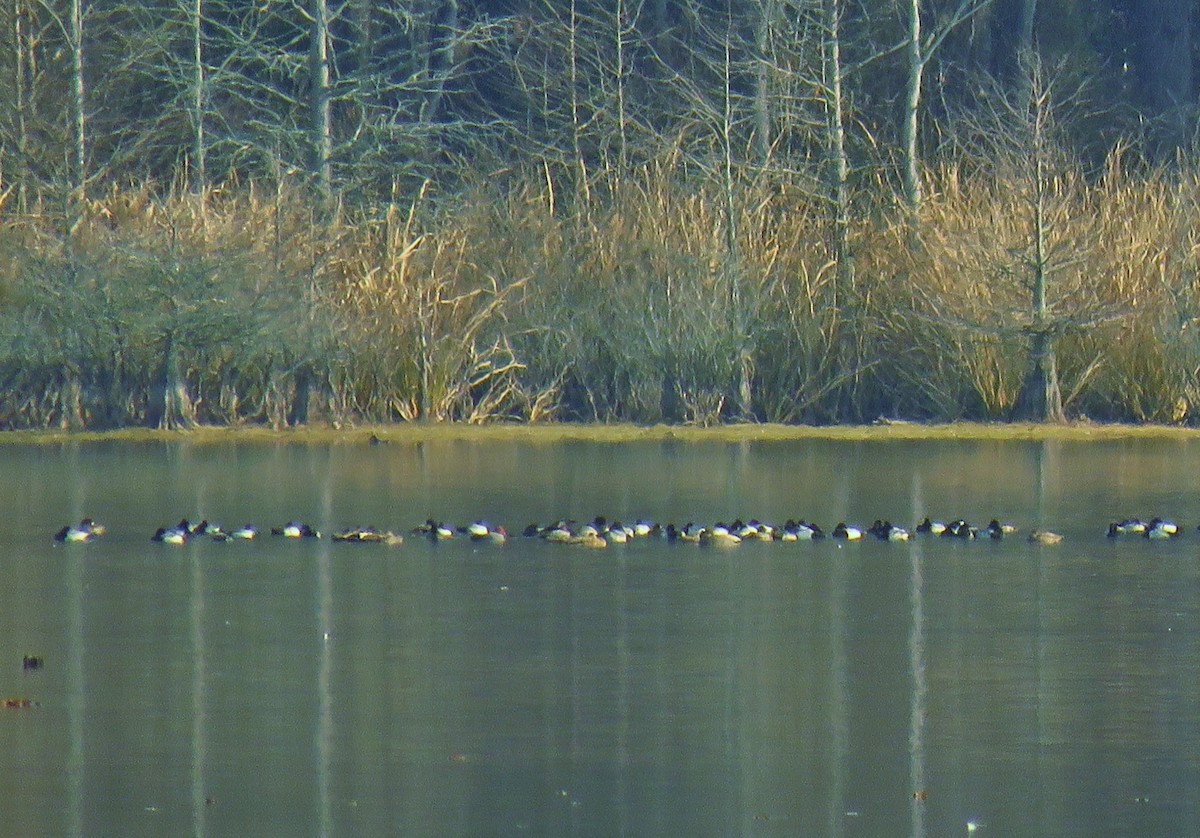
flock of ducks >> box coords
[44,514,1102,548]
[49,513,1197,549]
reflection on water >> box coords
[2,438,1200,835]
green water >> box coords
[1,437,1199,836]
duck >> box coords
[271,522,321,538]
[189,520,224,537]
[632,520,660,538]
[915,517,947,536]
[413,519,455,540]
[986,519,1017,540]
[54,518,104,543]
[778,520,800,542]
[604,524,629,545]
[461,521,489,539]
[1108,518,1148,537]
[229,525,258,540]
[779,520,824,540]
[673,522,704,544]
[943,519,976,539]
[461,521,505,543]
[568,531,607,548]
[80,518,106,537]
[869,520,910,542]
[1028,529,1063,545]
[734,519,774,541]
[577,517,607,539]
[1145,518,1180,539]
[152,524,189,545]
[700,523,742,546]
[832,522,863,541]
[541,521,576,543]
[332,526,403,545]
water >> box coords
[1,437,1200,836]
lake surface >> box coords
[2,436,1200,836]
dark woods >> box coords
[0,0,1198,429]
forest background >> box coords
[0,0,1197,429]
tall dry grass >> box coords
[2,154,1200,428]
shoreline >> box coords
[3,420,1200,445]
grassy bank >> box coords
[1,157,1199,431]
[5,421,1200,446]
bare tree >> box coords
[944,59,1109,421]
[902,0,992,214]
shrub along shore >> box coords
[2,158,1199,431]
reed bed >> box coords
[1,156,1199,429]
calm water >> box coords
[2,437,1200,836]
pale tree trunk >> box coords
[12,0,28,213]
[753,0,774,165]
[720,20,753,418]
[1015,0,1037,105]
[68,0,86,239]
[190,0,206,195]
[903,0,993,218]
[615,0,629,172]
[159,332,197,430]
[1012,60,1064,422]
[823,0,852,299]
[309,0,332,208]
[1017,0,1036,60]
[902,0,922,213]
[1014,156,1063,420]
[569,0,582,166]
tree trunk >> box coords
[1016,0,1036,59]
[902,0,922,214]
[753,0,774,165]
[59,367,84,430]
[1014,331,1063,421]
[190,0,206,194]
[823,0,852,299]
[12,0,28,213]
[68,0,86,238]
[309,0,333,207]
[159,332,197,430]
[1012,77,1064,423]
[614,0,629,172]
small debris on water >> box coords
[22,655,44,671]
[2,697,35,709]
